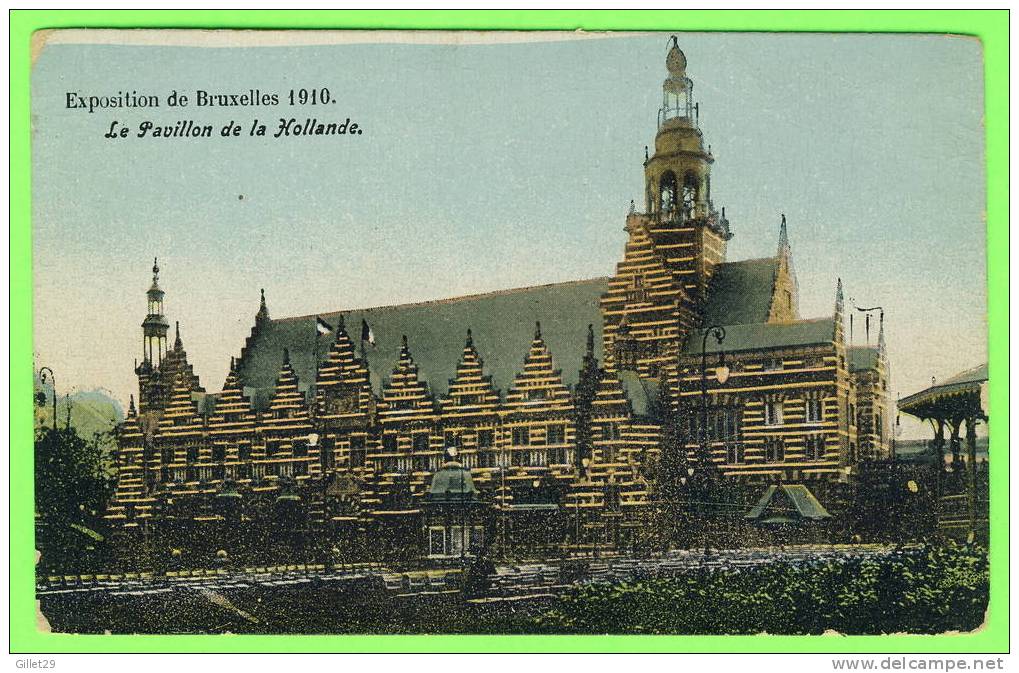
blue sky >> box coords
[32,32,986,438]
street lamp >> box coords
[698,325,728,554]
[576,457,591,556]
[38,367,57,431]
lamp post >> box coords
[38,367,57,431]
[576,457,591,556]
[698,326,728,553]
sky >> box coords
[31,31,987,439]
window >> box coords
[238,443,251,460]
[805,399,823,423]
[681,172,698,215]
[875,413,883,441]
[603,423,622,441]
[212,443,226,462]
[477,429,494,449]
[527,388,547,401]
[727,444,745,464]
[764,400,784,426]
[764,438,785,463]
[292,440,307,458]
[512,426,530,446]
[428,527,445,556]
[186,444,199,463]
[548,446,569,465]
[382,434,397,452]
[350,436,366,467]
[413,455,429,472]
[547,424,565,445]
[413,434,430,452]
[785,290,793,311]
[444,431,462,448]
[804,435,825,461]
[659,170,677,214]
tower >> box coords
[643,37,731,305]
[135,258,170,414]
[141,258,170,366]
[601,39,731,386]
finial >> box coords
[401,334,409,352]
[466,328,473,348]
[128,394,136,415]
[835,278,845,313]
[644,145,649,162]
[282,347,290,365]
[629,199,635,215]
[152,257,159,277]
[256,288,269,322]
[534,321,542,339]
[671,35,678,49]
[229,356,236,373]
[586,324,595,356]
[337,314,345,330]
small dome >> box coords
[427,458,478,504]
[666,40,687,76]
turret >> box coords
[140,258,170,366]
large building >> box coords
[106,41,892,555]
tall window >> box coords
[477,429,494,449]
[805,399,823,423]
[804,435,825,461]
[727,443,745,464]
[682,172,698,215]
[547,424,565,445]
[350,436,366,467]
[512,426,530,446]
[659,171,677,214]
[382,434,397,453]
[413,433,430,453]
[764,400,784,426]
[764,437,785,463]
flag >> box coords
[316,316,332,336]
[360,319,375,346]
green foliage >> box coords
[529,545,988,635]
[34,426,116,572]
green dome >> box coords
[427,460,478,504]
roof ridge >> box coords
[718,255,780,267]
[272,276,612,324]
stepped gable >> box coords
[156,369,203,443]
[504,322,574,414]
[235,278,608,409]
[440,329,501,415]
[378,336,437,424]
[315,316,375,419]
[262,349,312,435]
[208,358,254,430]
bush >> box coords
[530,545,988,635]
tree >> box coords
[34,425,115,572]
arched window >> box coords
[659,171,677,214]
[682,173,698,215]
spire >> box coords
[256,288,270,323]
[282,347,290,365]
[128,394,136,416]
[778,213,789,255]
[401,334,409,356]
[229,356,236,373]
[465,327,473,349]
[534,321,542,340]
[835,278,845,316]
[173,321,182,350]
[152,257,160,285]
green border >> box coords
[9,9,1008,654]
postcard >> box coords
[29,28,989,639]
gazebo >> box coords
[898,363,988,541]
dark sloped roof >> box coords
[684,317,835,355]
[237,278,609,404]
[848,346,880,372]
[702,257,779,326]
[941,363,988,387]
